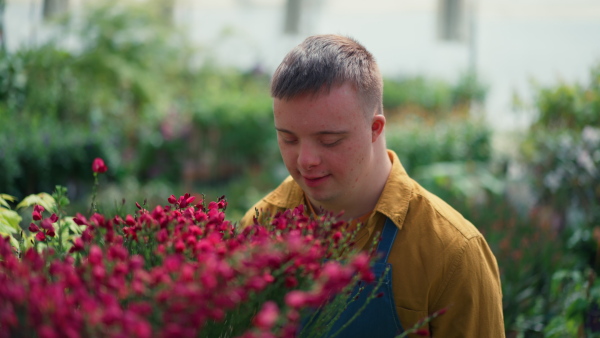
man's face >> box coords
[274,83,376,209]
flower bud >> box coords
[92,158,108,173]
[28,223,40,233]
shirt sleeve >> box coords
[429,235,505,337]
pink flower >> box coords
[285,291,309,309]
[129,255,145,271]
[434,308,448,316]
[88,245,103,265]
[32,205,45,221]
[69,237,84,253]
[92,158,108,173]
[332,231,342,243]
[253,301,279,330]
[125,215,136,226]
[73,213,88,226]
[284,276,298,288]
[40,219,54,230]
[174,240,185,253]
[32,210,42,221]
[28,223,40,233]
[35,231,46,241]
[415,329,430,336]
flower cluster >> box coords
[27,205,59,241]
[0,194,375,338]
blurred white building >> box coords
[5,0,600,130]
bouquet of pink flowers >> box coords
[0,159,381,338]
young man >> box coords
[240,34,504,337]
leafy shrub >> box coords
[0,0,279,200]
[519,62,600,254]
[0,117,117,199]
[385,118,492,175]
[146,69,277,184]
[383,71,488,115]
[383,76,453,113]
[510,61,600,334]
[522,63,600,132]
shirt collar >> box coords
[263,150,413,229]
[373,150,413,230]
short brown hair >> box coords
[270,34,384,116]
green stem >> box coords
[91,172,99,214]
[328,266,390,338]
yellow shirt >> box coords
[240,150,505,337]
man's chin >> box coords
[305,191,336,208]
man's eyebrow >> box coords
[275,128,293,134]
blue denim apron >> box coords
[323,217,404,337]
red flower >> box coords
[254,301,279,330]
[92,158,108,173]
[415,329,430,336]
[69,237,84,253]
[35,231,46,241]
[32,211,42,221]
[28,223,40,233]
[285,291,309,309]
[434,308,448,316]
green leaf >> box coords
[566,298,588,319]
[0,194,17,208]
[65,217,85,235]
[0,208,22,232]
[16,193,56,211]
[0,223,17,234]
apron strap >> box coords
[375,218,398,264]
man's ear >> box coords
[371,114,386,142]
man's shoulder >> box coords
[380,156,481,242]
[406,179,482,242]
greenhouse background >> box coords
[1,0,600,335]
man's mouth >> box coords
[302,174,331,187]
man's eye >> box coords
[282,138,297,144]
[321,138,342,147]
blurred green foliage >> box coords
[0,0,278,205]
[499,63,599,334]
[386,118,492,175]
[0,117,115,197]
[525,64,600,132]
[383,71,487,114]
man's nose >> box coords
[297,142,321,170]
